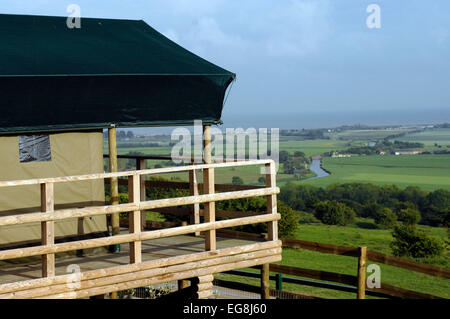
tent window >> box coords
[18,135,52,163]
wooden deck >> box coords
[0,233,257,286]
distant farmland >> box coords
[302,154,450,191]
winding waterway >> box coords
[305,159,330,180]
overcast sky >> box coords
[2,0,449,126]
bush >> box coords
[232,176,244,185]
[277,202,300,238]
[374,208,397,229]
[390,225,444,258]
[396,208,421,225]
[314,200,356,226]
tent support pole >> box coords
[108,127,120,299]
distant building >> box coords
[394,150,422,155]
[331,152,351,158]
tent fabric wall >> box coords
[0,131,107,248]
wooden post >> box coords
[41,182,55,277]
[275,273,283,291]
[261,161,277,299]
[203,125,216,251]
[108,127,120,251]
[261,263,270,299]
[108,127,120,299]
[357,246,367,299]
[136,159,147,231]
[189,162,200,236]
[265,162,278,241]
[128,174,142,264]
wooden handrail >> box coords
[0,159,274,188]
[0,187,279,226]
[0,214,281,261]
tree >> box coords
[258,177,266,184]
[374,208,397,229]
[294,151,306,158]
[390,225,444,258]
[314,200,356,226]
[232,176,244,185]
[364,202,383,219]
[279,150,289,163]
[396,208,421,225]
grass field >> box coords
[395,128,450,151]
[301,154,450,191]
[327,128,417,140]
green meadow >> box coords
[302,154,450,191]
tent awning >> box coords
[0,13,235,134]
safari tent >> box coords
[0,13,235,249]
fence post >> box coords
[40,182,55,277]
[128,174,142,264]
[260,264,270,299]
[275,273,283,291]
[357,246,367,299]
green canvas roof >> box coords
[0,13,235,134]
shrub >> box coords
[232,176,244,185]
[396,208,421,225]
[314,200,356,226]
[390,225,444,258]
[277,202,300,238]
[374,208,397,229]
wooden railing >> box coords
[0,159,281,299]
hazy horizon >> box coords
[122,107,449,135]
[1,0,450,126]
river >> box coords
[305,159,330,180]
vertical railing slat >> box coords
[203,125,216,251]
[136,159,147,231]
[189,163,200,236]
[265,162,278,241]
[128,174,142,264]
[40,182,55,277]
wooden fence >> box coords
[216,235,448,299]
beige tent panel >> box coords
[0,131,107,248]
